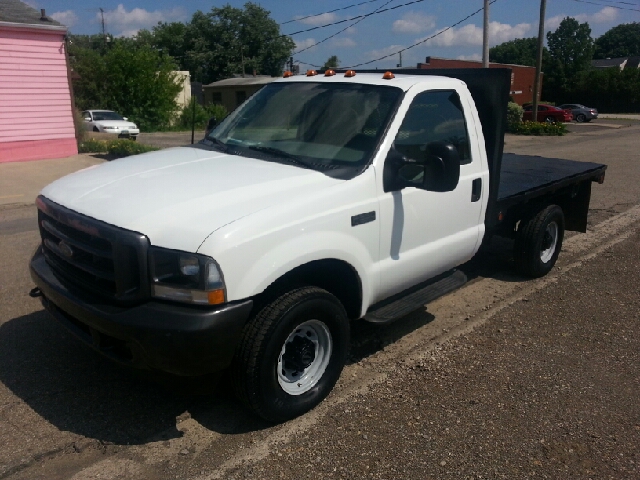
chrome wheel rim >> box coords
[277,320,332,396]
[540,221,559,263]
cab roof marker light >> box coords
[283,71,293,78]
[382,71,395,80]
[306,70,318,76]
[344,70,356,77]
[325,69,336,76]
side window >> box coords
[394,90,472,165]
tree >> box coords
[489,37,548,67]
[323,55,340,69]
[176,3,295,84]
[72,41,182,130]
[594,22,640,59]
[543,17,595,102]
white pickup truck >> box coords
[30,68,606,422]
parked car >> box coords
[82,110,140,140]
[522,104,573,123]
[558,104,598,123]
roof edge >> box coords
[0,20,67,33]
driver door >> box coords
[375,88,486,301]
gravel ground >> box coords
[195,229,640,480]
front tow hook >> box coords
[29,287,43,298]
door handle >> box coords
[471,178,482,202]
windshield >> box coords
[207,82,402,170]
[93,111,124,121]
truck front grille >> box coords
[36,196,150,303]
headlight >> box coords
[149,247,226,305]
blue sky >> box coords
[28,0,640,69]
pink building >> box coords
[0,0,77,163]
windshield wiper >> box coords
[247,145,310,169]
[207,135,228,152]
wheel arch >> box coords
[252,259,363,321]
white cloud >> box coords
[295,13,338,26]
[24,0,38,8]
[392,12,436,34]
[295,38,317,51]
[457,53,482,61]
[332,37,356,47]
[425,21,531,47]
[367,44,406,60]
[50,10,78,28]
[99,4,187,37]
[546,7,618,31]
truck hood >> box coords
[41,146,342,252]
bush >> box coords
[176,100,228,130]
[509,121,567,136]
[72,108,87,145]
[507,102,524,132]
[78,138,160,156]
[106,139,160,156]
[78,138,108,153]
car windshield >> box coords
[207,82,402,170]
[93,111,124,121]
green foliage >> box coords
[176,99,229,129]
[323,56,340,69]
[594,22,640,59]
[78,138,160,156]
[489,37,548,67]
[72,108,87,145]
[508,121,567,136]
[71,41,182,131]
[78,138,108,153]
[506,102,524,131]
[543,17,594,103]
[107,139,160,156]
[572,67,640,113]
[147,3,295,84]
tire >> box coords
[232,286,349,422]
[93,126,100,132]
[576,114,586,123]
[544,116,555,124]
[514,205,565,278]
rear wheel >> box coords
[514,205,565,278]
[576,114,586,123]
[232,287,349,422]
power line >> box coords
[300,0,499,69]
[281,0,386,25]
[568,0,640,12]
[283,0,430,37]
[294,0,396,55]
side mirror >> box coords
[123,117,128,121]
[84,117,91,121]
[205,116,219,137]
[383,142,460,193]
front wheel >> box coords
[514,205,565,278]
[576,114,586,123]
[232,287,349,422]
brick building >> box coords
[417,56,542,106]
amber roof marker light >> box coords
[382,71,395,80]
[344,70,356,77]
[324,69,336,76]
[283,71,293,78]
[306,70,318,76]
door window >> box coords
[393,90,471,167]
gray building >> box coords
[203,76,276,113]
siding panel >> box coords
[0,26,77,161]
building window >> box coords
[236,90,247,106]
[211,92,222,104]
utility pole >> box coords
[482,0,490,68]
[532,0,547,118]
[99,8,106,48]
[397,51,402,68]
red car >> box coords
[522,104,573,123]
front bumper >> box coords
[30,247,253,376]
